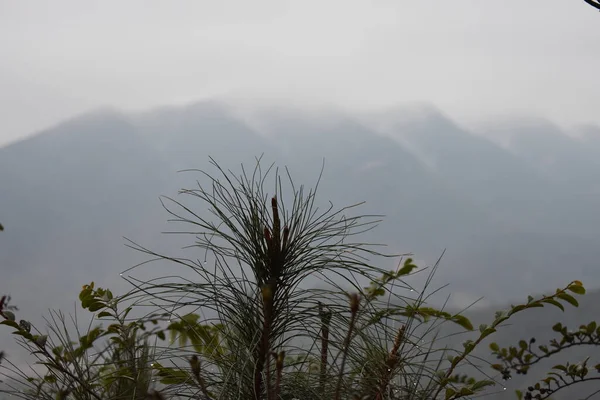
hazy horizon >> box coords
[3,3,600,398]
[2,1,600,147]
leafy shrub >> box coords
[0,160,593,399]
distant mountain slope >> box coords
[0,110,175,320]
[366,107,564,232]
[132,101,275,172]
[2,100,600,354]
[249,107,496,255]
[481,117,600,238]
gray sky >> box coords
[1,0,599,146]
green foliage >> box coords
[489,286,600,399]
[0,282,159,400]
[0,293,15,367]
[0,160,598,400]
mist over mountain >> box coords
[2,101,600,377]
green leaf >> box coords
[122,307,133,320]
[508,304,527,315]
[445,388,456,400]
[79,287,93,302]
[557,293,579,307]
[568,284,586,295]
[12,330,34,340]
[2,311,15,321]
[489,342,499,352]
[87,302,106,312]
[181,313,200,324]
[542,298,565,311]
[452,314,473,331]
[157,331,166,341]
[552,364,567,372]
[480,327,496,340]
[81,295,95,309]
[519,340,528,350]
[471,379,494,391]
[107,324,121,334]
[397,259,418,276]
[516,389,523,400]
[0,320,20,329]
[462,340,475,352]
[156,367,191,385]
[96,311,112,319]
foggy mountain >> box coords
[2,101,600,370]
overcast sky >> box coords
[1,0,599,146]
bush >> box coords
[0,160,593,399]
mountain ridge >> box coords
[1,99,599,318]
